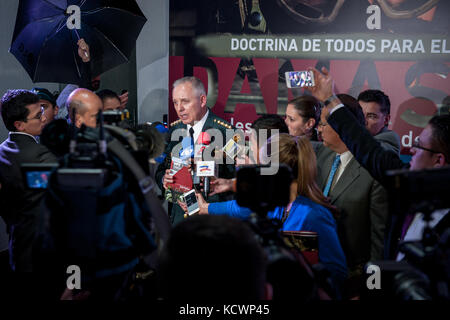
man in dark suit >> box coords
[0,89,57,272]
[155,76,235,225]
[313,97,389,298]
[310,66,450,261]
[357,89,401,155]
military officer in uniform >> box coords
[155,76,235,224]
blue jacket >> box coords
[209,196,348,284]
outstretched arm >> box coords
[309,67,406,186]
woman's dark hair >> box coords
[96,89,120,103]
[287,95,321,140]
[251,114,289,141]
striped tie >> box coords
[323,154,341,197]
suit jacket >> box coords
[314,143,389,270]
[155,110,236,225]
[327,108,407,185]
[375,128,401,155]
[0,133,57,271]
[326,108,409,259]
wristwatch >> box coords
[324,95,338,106]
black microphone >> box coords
[188,127,201,188]
[196,131,213,199]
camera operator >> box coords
[31,115,171,300]
[66,88,102,129]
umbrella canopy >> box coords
[10,0,147,84]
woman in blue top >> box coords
[197,134,347,287]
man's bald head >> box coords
[67,88,102,128]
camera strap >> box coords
[107,138,171,246]
[433,210,450,236]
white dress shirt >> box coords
[330,150,353,192]
[187,109,209,143]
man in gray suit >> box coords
[358,89,401,154]
[314,98,389,298]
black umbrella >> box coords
[10,0,147,84]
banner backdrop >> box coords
[169,0,450,156]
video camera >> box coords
[235,164,293,215]
[103,109,130,125]
[21,113,171,298]
[234,164,333,300]
[362,167,450,300]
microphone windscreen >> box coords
[180,136,194,159]
[198,132,211,145]
[181,136,192,149]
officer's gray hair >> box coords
[172,76,206,97]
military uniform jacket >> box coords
[155,109,236,224]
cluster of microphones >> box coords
[166,128,244,217]
[178,131,216,200]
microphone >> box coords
[195,131,211,159]
[179,136,194,160]
[222,132,243,160]
[196,131,213,199]
[204,171,211,200]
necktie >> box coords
[189,127,195,160]
[323,154,341,197]
[189,126,195,144]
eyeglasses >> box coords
[365,113,382,120]
[25,106,44,121]
[411,142,441,154]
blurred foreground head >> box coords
[158,215,268,300]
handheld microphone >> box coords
[222,132,243,160]
[195,131,211,159]
[196,131,213,199]
[179,136,194,160]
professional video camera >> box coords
[24,112,171,300]
[362,167,450,301]
[101,108,134,130]
[235,164,333,300]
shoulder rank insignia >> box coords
[213,118,232,129]
[170,119,182,127]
